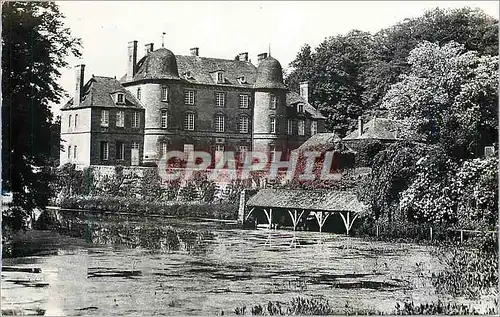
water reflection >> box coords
[2,213,443,316]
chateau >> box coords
[60,41,326,167]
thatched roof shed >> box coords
[246,188,367,213]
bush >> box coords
[431,235,498,299]
[58,195,238,220]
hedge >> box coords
[59,195,238,220]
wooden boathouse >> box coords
[243,189,367,234]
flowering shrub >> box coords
[400,155,498,229]
[399,151,457,223]
[452,157,498,230]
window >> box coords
[100,141,109,160]
[215,92,225,107]
[68,115,72,128]
[183,144,194,158]
[298,104,304,113]
[269,144,276,162]
[298,120,305,136]
[74,114,78,128]
[239,95,249,108]
[215,144,224,162]
[239,116,249,133]
[161,142,168,158]
[215,144,224,152]
[116,142,124,160]
[239,145,248,154]
[270,95,277,109]
[116,110,124,127]
[215,114,225,132]
[311,121,318,135]
[100,110,109,127]
[184,90,195,105]
[185,113,195,131]
[217,71,224,83]
[270,117,276,133]
[161,86,168,101]
[74,146,77,159]
[117,93,124,104]
[137,88,142,100]
[287,119,293,135]
[161,110,168,128]
[67,146,71,160]
[132,111,140,128]
[131,142,140,150]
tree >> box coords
[364,7,498,110]
[285,30,373,137]
[382,41,498,158]
[2,2,81,228]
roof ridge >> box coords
[176,55,252,63]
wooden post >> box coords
[314,211,330,233]
[263,208,273,229]
[460,230,464,243]
[245,207,255,222]
[339,211,359,236]
[287,209,304,231]
[376,223,379,237]
[430,227,433,241]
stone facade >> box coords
[60,41,327,167]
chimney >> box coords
[358,116,363,137]
[126,40,138,81]
[238,52,248,62]
[74,64,85,107]
[299,81,309,103]
[257,53,268,64]
[190,47,199,56]
[145,43,154,55]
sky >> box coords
[54,1,499,114]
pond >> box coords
[1,212,454,315]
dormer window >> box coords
[217,71,224,84]
[117,93,124,104]
[238,76,246,84]
[297,104,304,113]
[184,71,192,79]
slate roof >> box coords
[176,55,257,87]
[61,76,143,110]
[343,118,402,141]
[246,188,367,213]
[122,49,258,87]
[286,91,325,120]
[253,57,285,89]
[132,48,180,80]
[295,133,341,152]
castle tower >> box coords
[252,55,287,158]
[123,43,181,163]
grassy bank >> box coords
[58,195,238,220]
[233,296,497,315]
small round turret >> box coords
[254,57,285,89]
[133,48,180,80]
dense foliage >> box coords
[383,41,498,158]
[285,7,498,138]
[2,2,81,229]
[58,196,238,220]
